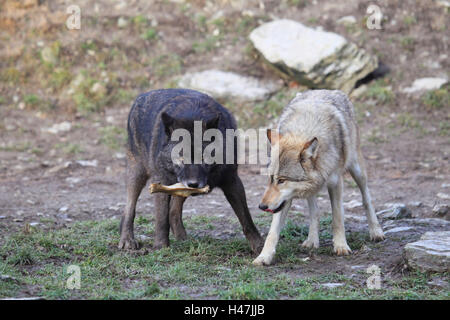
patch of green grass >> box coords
[364,80,395,104]
[71,71,111,114]
[192,35,221,53]
[99,126,126,150]
[150,54,182,78]
[400,36,416,51]
[141,28,158,41]
[49,68,72,90]
[0,67,21,84]
[421,87,449,109]
[438,121,449,136]
[403,15,417,27]
[55,142,83,155]
[0,218,448,299]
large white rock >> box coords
[249,19,378,93]
[404,231,450,272]
[178,69,281,101]
[402,77,448,93]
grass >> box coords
[364,80,395,104]
[421,87,449,109]
[99,126,127,150]
[0,216,447,300]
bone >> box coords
[149,183,210,197]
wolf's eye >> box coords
[277,178,286,184]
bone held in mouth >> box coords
[149,183,210,197]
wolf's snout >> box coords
[258,203,268,211]
[183,180,205,189]
[187,181,199,188]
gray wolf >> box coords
[253,89,385,266]
[119,88,263,253]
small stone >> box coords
[437,193,450,200]
[90,82,106,96]
[404,231,450,272]
[385,226,413,234]
[377,204,412,219]
[114,152,126,159]
[337,15,357,25]
[117,17,128,28]
[321,283,344,289]
[43,121,72,134]
[66,177,82,184]
[344,199,362,209]
[0,216,6,219]
[29,222,39,227]
[402,77,448,94]
[76,160,98,167]
[59,206,69,213]
[432,204,449,217]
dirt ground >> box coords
[0,0,449,298]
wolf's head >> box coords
[259,129,325,213]
[159,112,220,188]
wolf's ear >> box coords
[300,137,318,162]
[267,129,282,145]
[161,112,174,136]
[205,114,220,130]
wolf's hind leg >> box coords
[302,196,320,249]
[328,173,351,255]
[253,200,292,266]
[119,160,148,250]
[169,196,187,241]
[348,154,385,241]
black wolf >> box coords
[119,89,263,253]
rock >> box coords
[404,231,450,272]
[0,216,6,219]
[344,199,362,209]
[337,16,357,25]
[65,177,82,184]
[117,17,128,28]
[432,204,449,217]
[249,19,378,93]
[321,283,344,289]
[59,206,68,213]
[43,121,71,134]
[178,69,281,101]
[384,226,413,234]
[402,77,448,94]
[76,160,98,167]
[90,82,106,97]
[377,204,412,219]
[0,275,18,282]
[437,193,450,200]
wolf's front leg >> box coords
[253,200,292,266]
[328,174,351,255]
[302,196,320,249]
[154,193,171,249]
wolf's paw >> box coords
[118,237,139,250]
[333,242,352,256]
[252,254,275,266]
[370,228,385,242]
[301,238,319,249]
